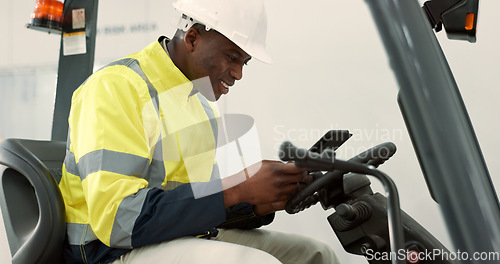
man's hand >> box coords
[222,160,311,213]
[253,201,287,216]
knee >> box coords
[229,246,282,264]
[289,236,339,264]
[308,239,339,264]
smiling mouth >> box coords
[220,80,231,94]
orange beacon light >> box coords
[26,0,64,34]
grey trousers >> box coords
[111,228,339,264]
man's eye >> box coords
[227,55,236,61]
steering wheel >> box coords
[284,142,397,214]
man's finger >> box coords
[277,172,308,185]
[301,173,313,184]
[279,162,308,174]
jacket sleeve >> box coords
[217,203,275,230]
[69,70,226,249]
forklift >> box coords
[0,0,498,263]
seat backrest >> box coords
[0,138,66,264]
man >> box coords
[59,0,339,263]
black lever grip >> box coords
[279,141,335,171]
[348,142,397,168]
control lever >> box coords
[279,141,405,263]
[331,202,372,232]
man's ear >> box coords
[184,27,200,52]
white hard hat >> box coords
[173,0,272,64]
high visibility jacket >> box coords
[60,37,230,263]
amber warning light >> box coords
[26,0,64,34]
[465,13,474,30]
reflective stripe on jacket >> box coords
[59,37,226,264]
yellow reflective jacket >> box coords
[60,37,227,263]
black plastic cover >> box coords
[423,0,479,43]
[0,139,66,264]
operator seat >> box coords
[0,138,66,264]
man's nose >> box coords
[230,64,243,81]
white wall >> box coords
[0,0,499,263]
